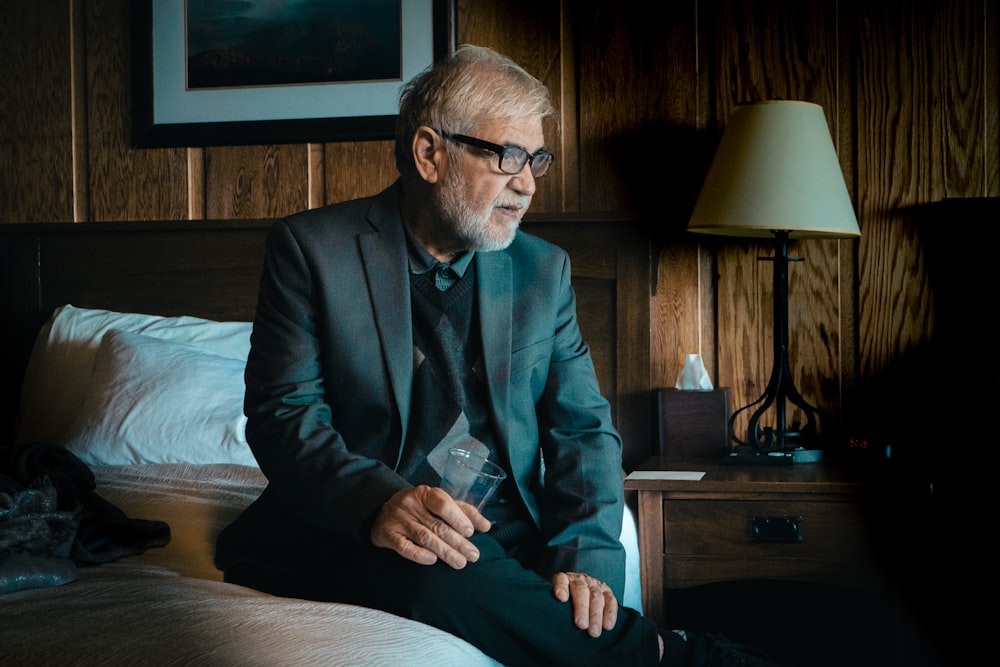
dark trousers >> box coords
[215,502,659,667]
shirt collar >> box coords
[403,221,474,278]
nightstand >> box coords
[624,457,880,626]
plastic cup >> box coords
[439,448,507,511]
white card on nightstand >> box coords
[626,470,705,481]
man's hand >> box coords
[370,485,492,569]
[551,572,619,637]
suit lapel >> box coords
[476,250,512,449]
[359,188,413,455]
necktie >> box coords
[434,262,456,291]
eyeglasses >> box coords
[438,130,554,178]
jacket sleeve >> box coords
[242,219,411,540]
[531,252,627,599]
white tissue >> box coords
[674,353,714,390]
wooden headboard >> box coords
[0,218,652,469]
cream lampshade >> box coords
[688,100,860,238]
[687,100,860,459]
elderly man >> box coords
[216,44,784,667]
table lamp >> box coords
[686,100,860,458]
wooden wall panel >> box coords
[86,0,189,221]
[658,0,715,392]
[652,242,710,389]
[574,1,705,216]
[989,0,1000,195]
[0,0,75,222]
[324,141,398,205]
[714,238,772,437]
[932,0,987,199]
[855,0,941,386]
[572,0,707,402]
[204,145,310,219]
[850,0,997,440]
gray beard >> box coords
[435,172,517,253]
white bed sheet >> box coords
[0,463,504,667]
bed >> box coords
[0,220,646,666]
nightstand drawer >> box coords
[663,498,868,560]
[625,459,887,621]
[660,498,873,588]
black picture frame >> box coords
[132,0,456,147]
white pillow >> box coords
[63,329,257,466]
[16,304,252,446]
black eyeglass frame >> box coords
[437,130,554,178]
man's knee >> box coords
[399,533,548,618]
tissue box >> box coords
[656,387,732,459]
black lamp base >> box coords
[728,231,827,454]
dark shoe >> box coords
[688,632,788,667]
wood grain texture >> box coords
[574,1,705,216]
[0,1,74,222]
[187,148,206,219]
[643,0,709,393]
[930,0,986,198]
[308,143,325,209]
[85,0,189,221]
[989,0,1000,195]
[652,243,705,387]
[854,0,938,386]
[835,0,860,407]
[323,141,397,205]
[715,240,771,441]
[556,0,580,212]
[204,145,309,219]
[70,0,89,222]
[846,0,998,446]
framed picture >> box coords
[132,0,456,147]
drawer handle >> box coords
[748,515,803,543]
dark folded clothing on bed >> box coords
[0,442,171,594]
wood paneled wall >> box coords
[2,0,997,458]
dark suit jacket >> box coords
[234,181,626,595]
